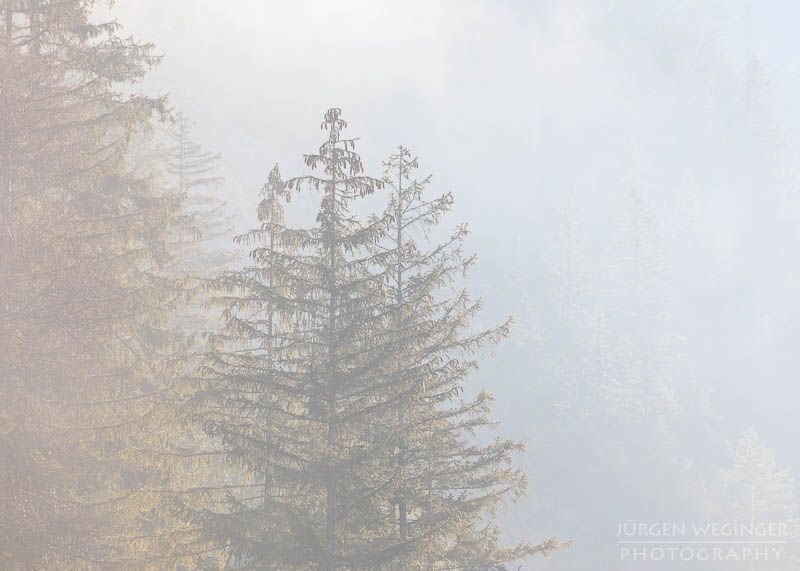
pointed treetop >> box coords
[322,108,347,144]
[290,108,384,198]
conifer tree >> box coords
[195,109,397,568]
[376,147,563,568]
[0,1,201,567]
[128,111,238,336]
[185,162,295,566]
[164,112,236,275]
[195,119,564,568]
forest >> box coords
[3,1,800,570]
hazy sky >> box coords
[98,0,800,240]
[100,0,800,470]
[98,2,786,178]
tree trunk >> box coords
[325,167,338,570]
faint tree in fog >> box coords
[542,191,614,418]
[130,111,238,275]
[522,188,697,562]
[163,112,237,275]
[605,188,671,419]
[715,428,796,525]
[127,113,238,333]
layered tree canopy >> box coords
[191,111,561,569]
[0,1,561,569]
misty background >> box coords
[86,0,800,568]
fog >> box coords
[4,0,800,569]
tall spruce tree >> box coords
[185,162,296,566]
[196,109,394,568]
[376,147,563,568]
[0,1,202,567]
